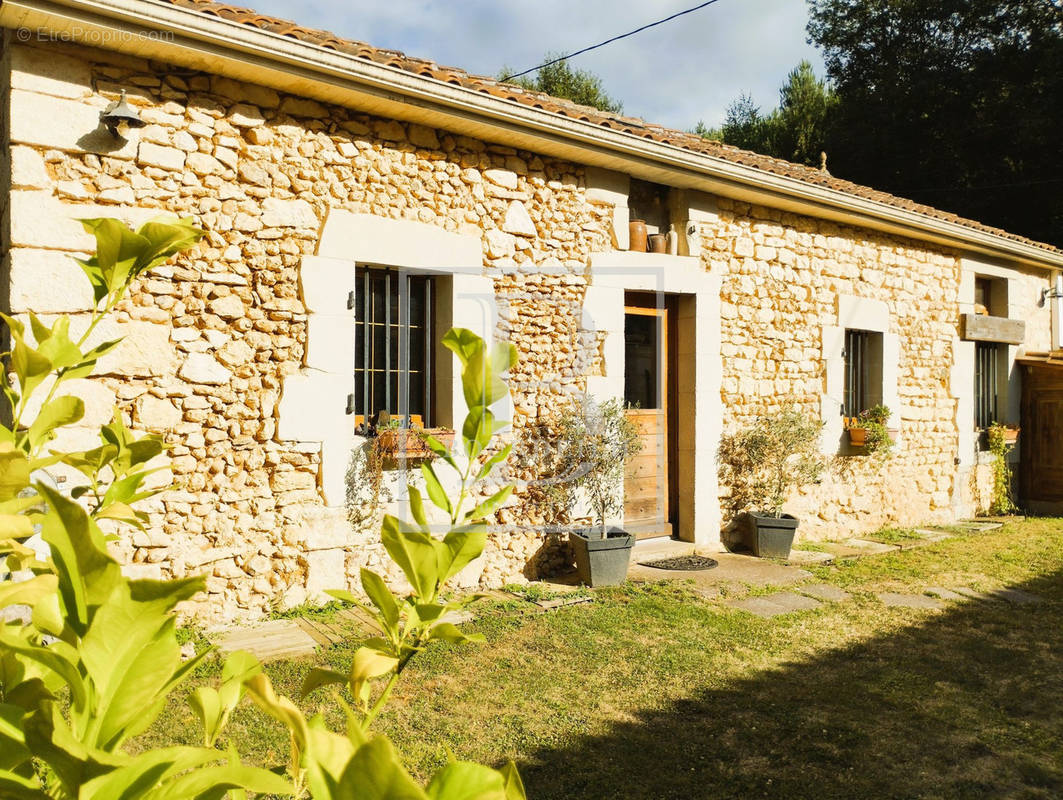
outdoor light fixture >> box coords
[99,90,145,138]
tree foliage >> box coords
[696,60,836,167]
[502,54,623,113]
[807,0,1063,245]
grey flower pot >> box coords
[570,528,634,587]
[747,512,799,559]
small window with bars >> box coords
[974,341,1000,430]
[843,329,872,418]
[353,267,434,431]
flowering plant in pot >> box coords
[717,407,826,558]
[550,395,642,586]
[845,404,897,455]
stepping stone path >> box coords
[727,591,822,618]
[786,549,835,566]
[925,587,966,601]
[798,583,850,602]
[877,592,944,610]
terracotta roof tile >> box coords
[152,0,1059,256]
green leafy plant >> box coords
[987,422,1017,515]
[852,404,895,456]
[0,219,525,799]
[717,407,827,518]
[546,396,641,539]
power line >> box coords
[501,0,726,81]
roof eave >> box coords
[4,0,1062,271]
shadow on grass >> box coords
[518,570,1063,800]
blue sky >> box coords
[248,0,824,131]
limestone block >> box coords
[262,198,318,228]
[276,371,353,442]
[210,76,280,108]
[408,124,440,149]
[305,549,346,600]
[8,90,136,158]
[217,338,254,367]
[136,395,181,431]
[208,294,245,320]
[305,315,356,373]
[22,377,116,429]
[229,103,265,127]
[85,318,175,379]
[9,194,160,252]
[99,186,135,205]
[373,120,406,142]
[285,506,350,550]
[137,142,186,171]
[186,152,225,176]
[485,229,516,259]
[585,167,629,206]
[485,169,518,190]
[10,44,92,99]
[178,353,233,385]
[502,201,536,237]
[299,256,358,315]
[10,146,51,189]
[8,248,94,313]
[317,212,482,270]
[280,97,328,118]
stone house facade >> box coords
[1,0,1060,623]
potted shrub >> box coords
[552,396,642,586]
[845,404,898,455]
[717,407,827,558]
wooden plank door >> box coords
[623,301,672,539]
[1021,363,1063,511]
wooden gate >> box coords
[1020,355,1063,513]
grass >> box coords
[141,518,1063,799]
[864,525,926,544]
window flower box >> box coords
[376,427,454,460]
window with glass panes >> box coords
[843,329,871,418]
[353,267,433,429]
[974,341,1000,429]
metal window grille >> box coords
[843,329,870,418]
[354,267,433,429]
[974,342,999,429]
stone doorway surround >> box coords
[276,210,498,506]
[583,250,722,547]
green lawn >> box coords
[146,518,1063,799]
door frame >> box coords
[623,292,679,538]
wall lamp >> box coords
[99,90,145,138]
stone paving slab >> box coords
[629,552,811,590]
[728,591,821,618]
[925,587,966,601]
[844,539,901,553]
[952,586,998,602]
[958,521,1004,532]
[218,620,319,660]
[913,529,951,542]
[798,583,850,602]
[878,592,944,610]
[786,549,835,566]
[989,588,1042,605]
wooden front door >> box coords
[1020,361,1063,512]
[623,295,676,539]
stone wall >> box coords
[2,39,608,624]
[704,197,963,540]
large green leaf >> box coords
[426,761,507,800]
[0,444,31,502]
[420,463,452,517]
[465,486,514,523]
[361,568,400,630]
[27,396,85,452]
[348,646,399,708]
[381,515,440,600]
[439,525,487,584]
[337,735,428,799]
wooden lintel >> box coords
[961,313,1025,345]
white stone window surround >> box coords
[584,251,722,547]
[821,294,901,454]
[277,211,497,506]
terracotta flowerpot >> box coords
[1003,427,1020,445]
[629,219,648,252]
[847,426,868,446]
[647,233,668,253]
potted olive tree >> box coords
[551,395,642,586]
[717,407,826,558]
